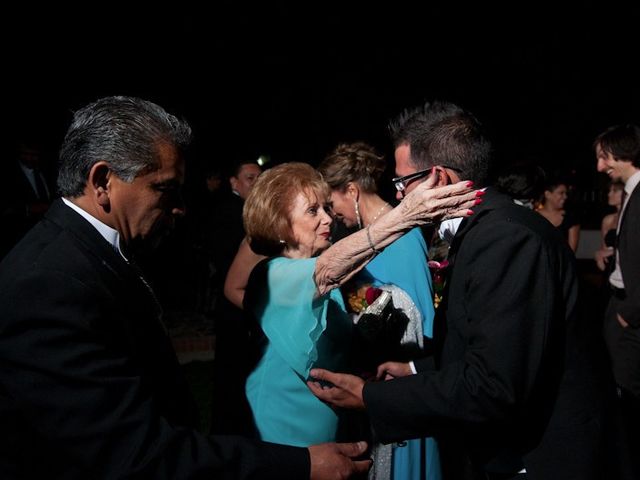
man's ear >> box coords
[229,176,239,192]
[88,162,112,207]
[433,166,452,187]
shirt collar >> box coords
[625,169,640,196]
[61,197,128,261]
[438,187,486,242]
[438,218,463,243]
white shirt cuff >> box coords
[409,361,417,375]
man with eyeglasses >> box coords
[309,101,605,480]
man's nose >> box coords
[395,190,404,201]
[171,193,187,217]
[596,158,608,173]
[172,206,186,217]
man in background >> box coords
[0,140,53,258]
[595,124,640,479]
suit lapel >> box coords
[432,189,512,361]
[617,186,637,235]
[45,200,164,324]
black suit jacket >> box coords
[208,192,246,286]
[364,189,604,479]
[605,180,640,396]
[0,200,308,479]
[617,182,640,326]
[0,161,53,257]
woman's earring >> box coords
[354,200,362,230]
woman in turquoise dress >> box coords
[240,162,476,450]
[319,142,441,480]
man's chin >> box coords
[131,228,171,254]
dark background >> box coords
[4,3,639,224]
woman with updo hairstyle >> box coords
[320,143,442,480]
[319,142,388,230]
[239,161,477,449]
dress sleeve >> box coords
[248,257,346,378]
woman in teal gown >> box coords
[245,255,352,446]
[239,161,475,453]
[319,142,441,480]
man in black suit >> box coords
[0,140,53,258]
[208,158,263,435]
[0,96,369,479]
[309,101,605,479]
[595,124,640,479]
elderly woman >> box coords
[242,162,476,448]
[319,142,440,480]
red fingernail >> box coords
[474,198,483,205]
[466,181,474,187]
[467,209,475,215]
[475,190,485,197]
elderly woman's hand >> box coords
[314,170,479,296]
[394,171,479,227]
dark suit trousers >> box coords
[604,295,640,479]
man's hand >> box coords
[307,369,366,410]
[376,361,412,380]
[594,247,614,271]
[308,441,371,479]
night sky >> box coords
[5,3,639,200]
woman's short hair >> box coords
[244,162,330,256]
[318,142,386,193]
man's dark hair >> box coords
[389,100,492,186]
[593,124,640,169]
[494,163,546,202]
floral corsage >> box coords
[346,284,384,314]
[428,260,449,309]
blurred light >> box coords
[257,154,271,166]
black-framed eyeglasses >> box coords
[392,165,462,193]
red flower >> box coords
[346,284,383,313]
[365,287,383,306]
[428,260,450,309]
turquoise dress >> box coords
[245,257,352,447]
[359,228,442,480]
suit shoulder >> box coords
[471,202,568,252]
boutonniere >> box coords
[428,260,449,309]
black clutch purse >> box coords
[352,290,410,373]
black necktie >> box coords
[33,169,48,201]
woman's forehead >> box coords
[299,187,329,204]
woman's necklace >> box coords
[369,202,391,226]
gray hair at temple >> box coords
[57,96,192,197]
[388,100,492,186]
